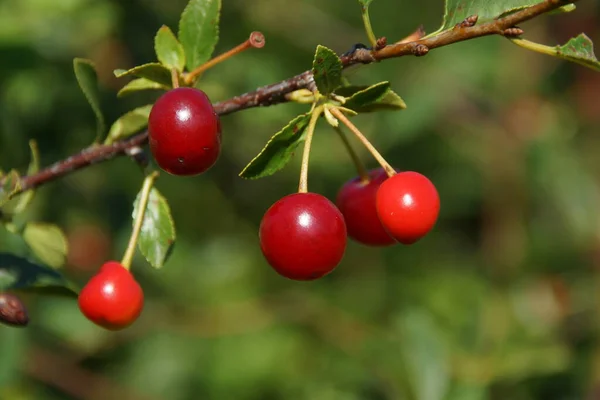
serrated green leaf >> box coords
[133,187,175,269]
[73,58,105,142]
[13,141,39,215]
[429,0,574,36]
[117,78,170,98]
[178,0,221,71]
[342,81,390,109]
[312,45,343,96]
[155,25,186,72]
[114,63,173,87]
[22,223,68,269]
[336,83,406,113]
[511,34,600,72]
[0,253,78,298]
[240,113,312,179]
[105,105,153,144]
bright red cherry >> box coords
[336,168,396,246]
[78,261,144,330]
[376,171,440,245]
[259,192,347,281]
[148,87,221,176]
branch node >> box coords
[457,15,479,28]
[353,47,378,63]
[503,27,524,37]
[412,43,429,57]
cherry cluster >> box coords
[77,85,440,329]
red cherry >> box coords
[78,261,144,330]
[336,168,396,246]
[148,87,221,176]
[259,192,347,281]
[376,171,440,244]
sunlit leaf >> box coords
[336,82,406,112]
[105,105,153,144]
[178,0,221,71]
[133,187,175,269]
[22,223,68,269]
[155,25,186,72]
[117,78,169,98]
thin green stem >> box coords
[509,38,558,57]
[298,107,323,193]
[121,171,159,270]
[361,6,378,49]
[334,126,370,183]
[171,68,180,88]
[329,107,395,178]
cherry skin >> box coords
[78,261,144,330]
[336,168,396,246]
[259,192,347,281]
[148,87,221,176]
[375,171,440,245]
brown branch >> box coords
[7,0,577,196]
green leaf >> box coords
[240,113,312,179]
[133,187,175,269]
[114,63,173,87]
[396,308,449,400]
[430,0,574,35]
[0,170,21,208]
[155,25,186,71]
[105,105,153,144]
[0,253,78,298]
[117,78,169,98]
[336,83,406,113]
[342,81,390,109]
[178,0,221,71]
[22,223,68,269]
[511,34,600,72]
[312,45,343,95]
[12,141,39,215]
[73,58,105,141]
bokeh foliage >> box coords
[1,0,600,399]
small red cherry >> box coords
[148,87,221,176]
[259,192,347,281]
[376,171,440,244]
[336,168,396,246]
[78,261,144,330]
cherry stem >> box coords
[298,107,323,193]
[361,6,378,49]
[121,171,159,270]
[184,31,265,85]
[171,68,180,88]
[329,107,396,178]
[334,126,370,183]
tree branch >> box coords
[6,0,578,196]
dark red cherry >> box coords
[259,192,347,280]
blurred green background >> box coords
[1,0,600,399]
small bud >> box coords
[457,15,479,28]
[375,37,388,51]
[413,44,429,57]
[0,293,29,327]
[503,27,524,37]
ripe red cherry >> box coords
[336,168,396,246]
[259,192,347,281]
[148,87,221,176]
[78,261,144,330]
[376,171,440,244]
